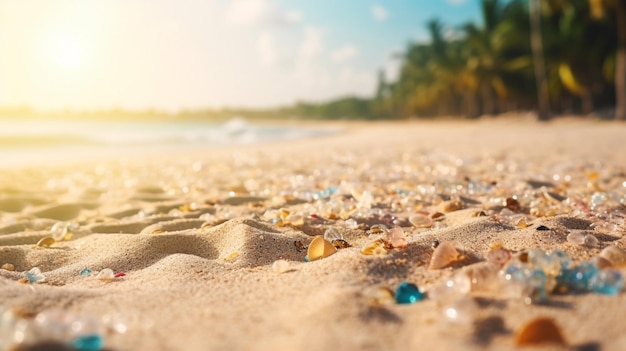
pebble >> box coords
[50,222,69,241]
[272,259,290,273]
[1,263,15,271]
[72,335,104,351]
[589,269,624,295]
[444,296,477,325]
[409,214,433,228]
[583,234,599,248]
[96,269,115,282]
[80,268,93,276]
[24,267,45,283]
[429,241,462,269]
[599,246,626,268]
[385,227,407,249]
[515,317,566,346]
[566,231,586,245]
[394,282,424,304]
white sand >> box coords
[2,116,626,350]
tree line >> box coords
[287,0,626,120]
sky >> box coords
[0,0,481,112]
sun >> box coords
[49,35,84,68]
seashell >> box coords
[1,263,15,271]
[307,235,337,261]
[599,246,626,268]
[429,241,462,269]
[515,217,529,229]
[440,200,463,213]
[409,214,433,228]
[515,317,566,346]
[224,252,239,262]
[36,237,56,248]
[361,238,387,256]
[385,227,408,249]
[431,212,445,221]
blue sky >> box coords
[0,0,482,111]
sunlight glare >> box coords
[49,35,84,68]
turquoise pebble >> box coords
[25,272,38,283]
[527,269,549,303]
[590,270,624,295]
[558,262,599,291]
[304,255,310,262]
[394,282,424,304]
[72,334,103,351]
[80,268,93,276]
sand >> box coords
[2,116,626,350]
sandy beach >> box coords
[2,116,626,351]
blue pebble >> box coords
[25,272,38,283]
[80,268,93,276]
[549,250,571,269]
[394,282,424,304]
[590,270,624,295]
[72,334,103,351]
[558,262,599,291]
[528,269,549,303]
[304,255,310,262]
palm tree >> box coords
[530,0,551,120]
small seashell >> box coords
[409,214,433,228]
[599,246,626,268]
[1,263,15,271]
[440,200,463,213]
[332,239,352,250]
[224,252,239,262]
[515,317,566,346]
[97,268,115,281]
[307,235,337,261]
[515,217,529,229]
[431,212,445,221]
[36,237,56,248]
[429,241,462,270]
[272,259,290,273]
[361,238,387,256]
[385,227,408,249]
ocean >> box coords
[0,117,337,168]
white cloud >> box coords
[331,45,358,63]
[257,32,279,66]
[446,0,468,5]
[225,0,302,27]
[298,26,324,62]
[371,4,388,22]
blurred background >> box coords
[0,0,624,165]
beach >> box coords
[2,116,626,351]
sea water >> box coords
[0,117,337,168]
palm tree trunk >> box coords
[615,0,626,120]
[529,0,551,121]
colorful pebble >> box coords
[394,282,424,304]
